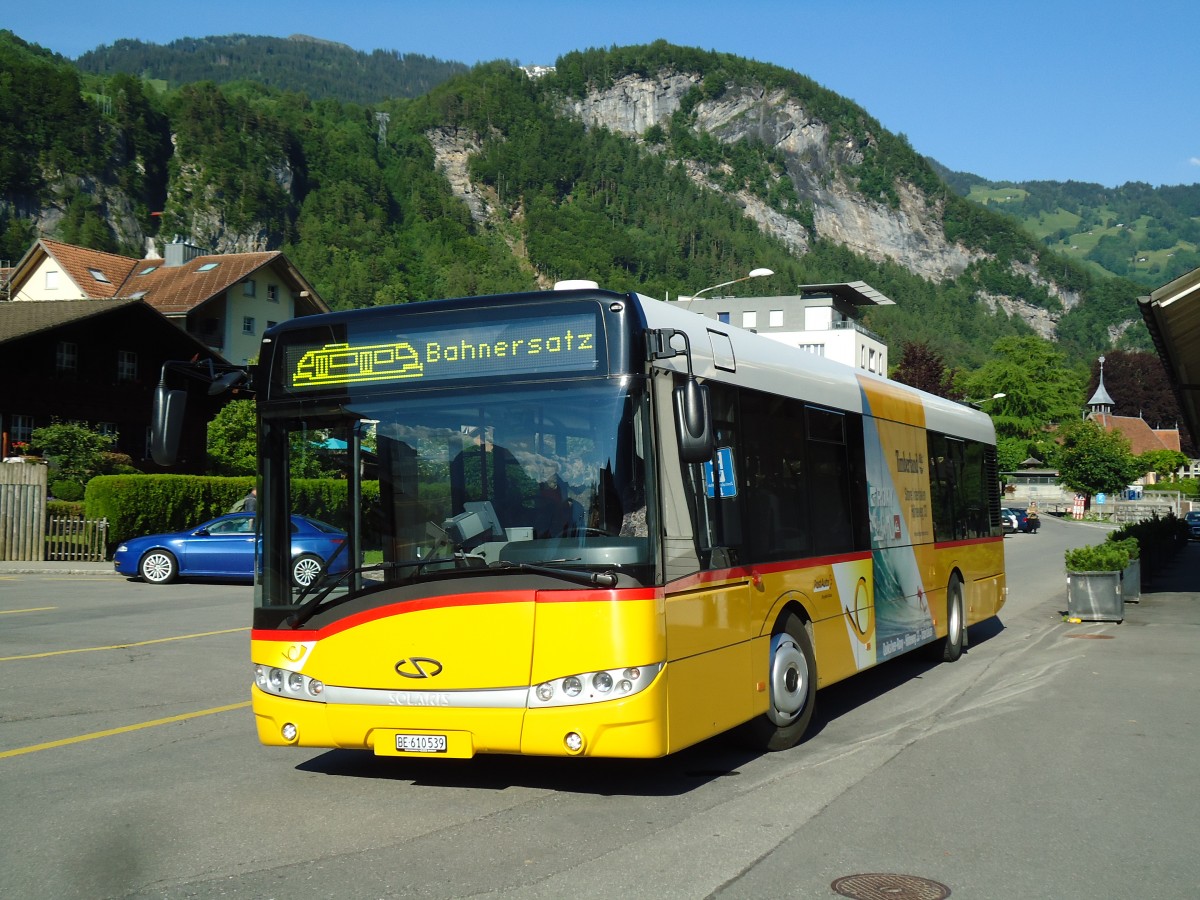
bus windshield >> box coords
[261,377,655,612]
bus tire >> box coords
[931,575,966,663]
[745,612,816,752]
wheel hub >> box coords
[768,633,810,725]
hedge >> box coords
[85,475,380,549]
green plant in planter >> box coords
[1105,535,1139,560]
[1064,543,1130,572]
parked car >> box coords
[114,513,348,586]
[1185,510,1200,540]
[1009,506,1039,533]
[1000,507,1038,534]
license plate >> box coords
[395,733,447,753]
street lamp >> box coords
[682,267,774,302]
[965,392,1006,409]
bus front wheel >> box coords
[745,612,816,752]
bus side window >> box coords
[807,406,856,556]
[693,382,742,569]
[739,392,809,563]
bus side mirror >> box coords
[675,378,714,464]
[151,383,187,466]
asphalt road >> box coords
[1,517,1197,899]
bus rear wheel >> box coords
[745,612,816,751]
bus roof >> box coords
[632,291,995,445]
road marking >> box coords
[0,702,251,759]
[0,607,57,615]
[0,627,249,661]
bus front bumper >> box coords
[251,674,671,758]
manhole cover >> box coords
[831,873,951,900]
[1065,633,1115,640]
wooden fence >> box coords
[45,516,109,562]
[0,462,48,561]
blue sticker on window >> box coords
[703,447,737,499]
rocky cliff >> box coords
[427,70,1107,340]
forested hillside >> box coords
[934,160,1200,288]
[75,34,467,104]
[0,31,1156,374]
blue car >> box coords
[114,513,348,587]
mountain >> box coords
[0,33,1153,372]
[75,34,468,104]
[932,160,1200,288]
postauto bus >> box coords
[240,283,1005,758]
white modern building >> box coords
[676,281,894,375]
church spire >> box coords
[1087,356,1115,415]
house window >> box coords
[267,284,279,302]
[242,280,256,297]
[869,348,877,373]
[56,341,78,373]
[769,309,784,328]
[97,422,118,438]
[197,262,219,272]
[242,316,256,335]
[88,268,110,284]
[717,312,731,324]
[138,265,158,276]
[117,350,138,382]
[11,414,34,443]
[45,270,59,290]
[798,343,825,356]
[741,311,757,329]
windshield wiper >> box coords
[286,556,458,628]
[287,556,618,630]
[488,559,618,588]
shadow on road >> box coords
[295,620,1007,796]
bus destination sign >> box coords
[283,309,602,391]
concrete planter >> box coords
[1067,570,1124,622]
[1122,557,1141,604]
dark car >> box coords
[1010,506,1040,533]
[1001,507,1038,534]
[1185,510,1200,540]
[113,513,348,587]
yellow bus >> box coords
[244,284,1005,758]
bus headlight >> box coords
[529,663,662,708]
[253,665,326,703]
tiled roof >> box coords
[24,240,325,316]
[39,239,140,298]
[1154,429,1182,452]
[1090,412,1179,455]
[123,251,281,315]
[0,297,144,342]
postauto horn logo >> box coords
[395,657,444,679]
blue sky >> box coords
[8,0,1198,188]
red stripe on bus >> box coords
[252,586,660,641]
[665,549,873,591]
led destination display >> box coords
[282,309,603,392]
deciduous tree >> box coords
[891,340,961,399]
[1055,419,1143,499]
[958,336,1086,441]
